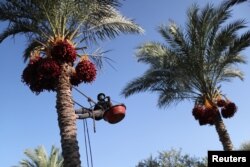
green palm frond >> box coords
[122,70,162,98]
[86,48,113,70]
[0,22,36,43]
[223,0,248,8]
[157,89,189,108]
[221,68,244,81]
[19,160,36,167]
[14,145,63,167]
[22,149,40,166]
[48,146,63,167]
[136,42,169,67]
[230,31,250,53]
[159,22,189,56]
[186,3,200,47]
[122,66,194,107]
[23,39,46,62]
[76,5,143,43]
[210,20,246,57]
[0,0,143,63]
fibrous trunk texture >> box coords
[214,115,233,151]
[56,63,81,167]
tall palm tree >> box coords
[14,145,63,167]
[0,0,143,166]
[122,0,250,151]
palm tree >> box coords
[122,0,250,151]
[14,145,63,167]
[0,0,143,166]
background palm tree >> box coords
[14,145,63,167]
[122,0,250,151]
[0,0,143,166]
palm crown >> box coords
[122,0,250,108]
[0,0,143,61]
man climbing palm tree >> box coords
[0,0,143,166]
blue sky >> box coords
[0,0,250,167]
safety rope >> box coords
[73,87,97,105]
[72,96,95,167]
[73,99,85,108]
[83,119,90,167]
[85,119,94,167]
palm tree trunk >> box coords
[56,63,81,167]
[214,115,233,151]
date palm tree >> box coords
[0,0,143,166]
[122,0,250,151]
[14,145,63,167]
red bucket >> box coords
[104,104,126,124]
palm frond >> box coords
[87,48,114,70]
[48,145,63,167]
[19,159,36,167]
[23,39,45,62]
[0,22,34,43]
[15,145,63,167]
[222,0,247,9]
[23,149,40,166]
[121,70,161,98]
[157,89,190,108]
[0,1,53,43]
[221,68,244,81]
[36,146,48,167]
[136,42,169,68]
[159,22,189,56]
[79,6,143,43]
[0,0,39,22]
[210,20,246,57]
[122,66,192,103]
[205,20,248,82]
[214,54,246,81]
[0,0,143,63]
[230,30,250,54]
[186,3,199,48]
